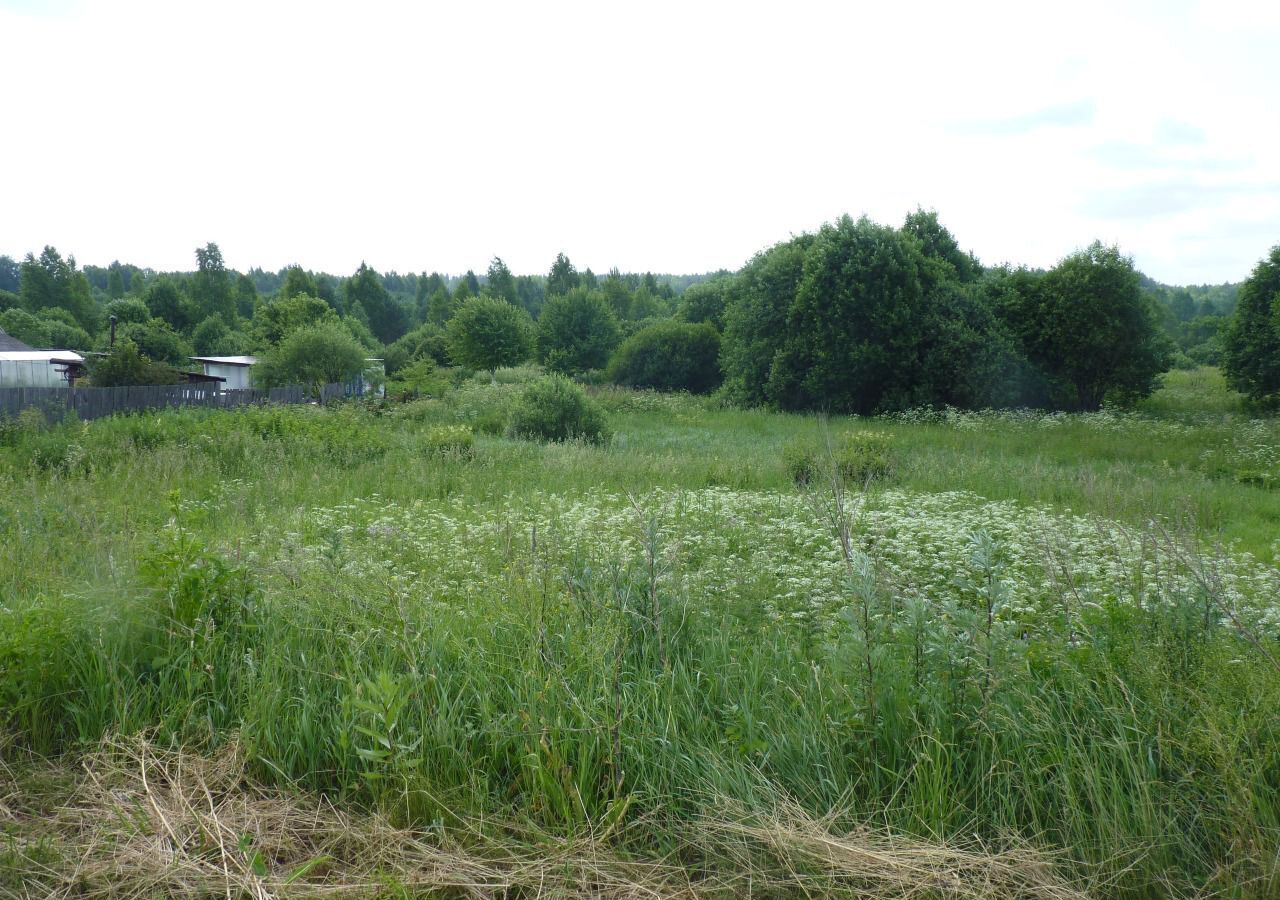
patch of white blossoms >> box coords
[270,487,1280,636]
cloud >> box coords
[1080,179,1280,220]
[950,99,1096,136]
[1090,141,1249,173]
[1155,119,1206,145]
[0,0,79,15]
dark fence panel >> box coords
[0,381,361,423]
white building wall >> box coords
[205,363,253,389]
[0,359,68,388]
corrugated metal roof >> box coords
[190,356,258,366]
[0,351,85,362]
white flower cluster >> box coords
[883,405,1205,440]
[267,486,1280,637]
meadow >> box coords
[2,366,1279,898]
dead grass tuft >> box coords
[1,735,1088,899]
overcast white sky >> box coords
[2,0,1277,284]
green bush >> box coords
[424,424,475,457]
[507,374,611,445]
[536,288,621,375]
[89,340,183,387]
[446,296,534,373]
[606,320,721,394]
[784,430,895,486]
[253,322,367,393]
[388,357,451,398]
[445,380,521,435]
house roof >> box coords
[190,355,258,367]
[0,350,85,363]
[0,329,34,353]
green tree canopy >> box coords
[103,296,151,325]
[383,322,449,376]
[676,278,732,331]
[996,242,1172,410]
[415,272,446,323]
[106,263,126,299]
[280,265,320,302]
[252,321,368,392]
[89,340,182,387]
[485,256,517,304]
[426,285,456,326]
[902,208,981,282]
[0,255,18,293]
[117,319,193,365]
[252,293,336,347]
[234,273,258,318]
[1222,245,1280,402]
[345,262,408,344]
[547,252,580,297]
[462,270,481,296]
[19,246,97,332]
[721,215,1019,413]
[191,242,236,324]
[607,320,721,393]
[445,295,534,372]
[144,278,196,333]
[536,287,621,375]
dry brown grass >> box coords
[1,735,1089,900]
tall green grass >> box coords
[2,369,1279,896]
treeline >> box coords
[1,213,1268,411]
[0,245,704,387]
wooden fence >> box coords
[0,381,363,423]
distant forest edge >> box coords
[1,208,1274,411]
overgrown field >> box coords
[2,367,1279,898]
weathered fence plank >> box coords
[0,381,361,423]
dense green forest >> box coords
[0,210,1262,410]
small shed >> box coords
[190,355,257,390]
[0,350,86,388]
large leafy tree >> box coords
[997,242,1171,410]
[547,252,580,297]
[676,278,731,331]
[721,215,1017,413]
[144,278,196,332]
[462,269,481,296]
[536,287,621,375]
[116,319,193,365]
[252,293,336,347]
[607,321,721,393]
[106,263,126,299]
[426,285,456,326]
[415,272,446,323]
[191,242,236,324]
[720,234,812,407]
[345,262,408,344]
[383,322,449,376]
[765,216,940,413]
[0,255,19,293]
[485,256,517,304]
[234,274,258,318]
[902,208,981,283]
[280,265,320,302]
[1222,245,1280,402]
[89,340,182,387]
[253,322,368,392]
[19,246,97,332]
[103,297,151,325]
[446,295,533,373]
